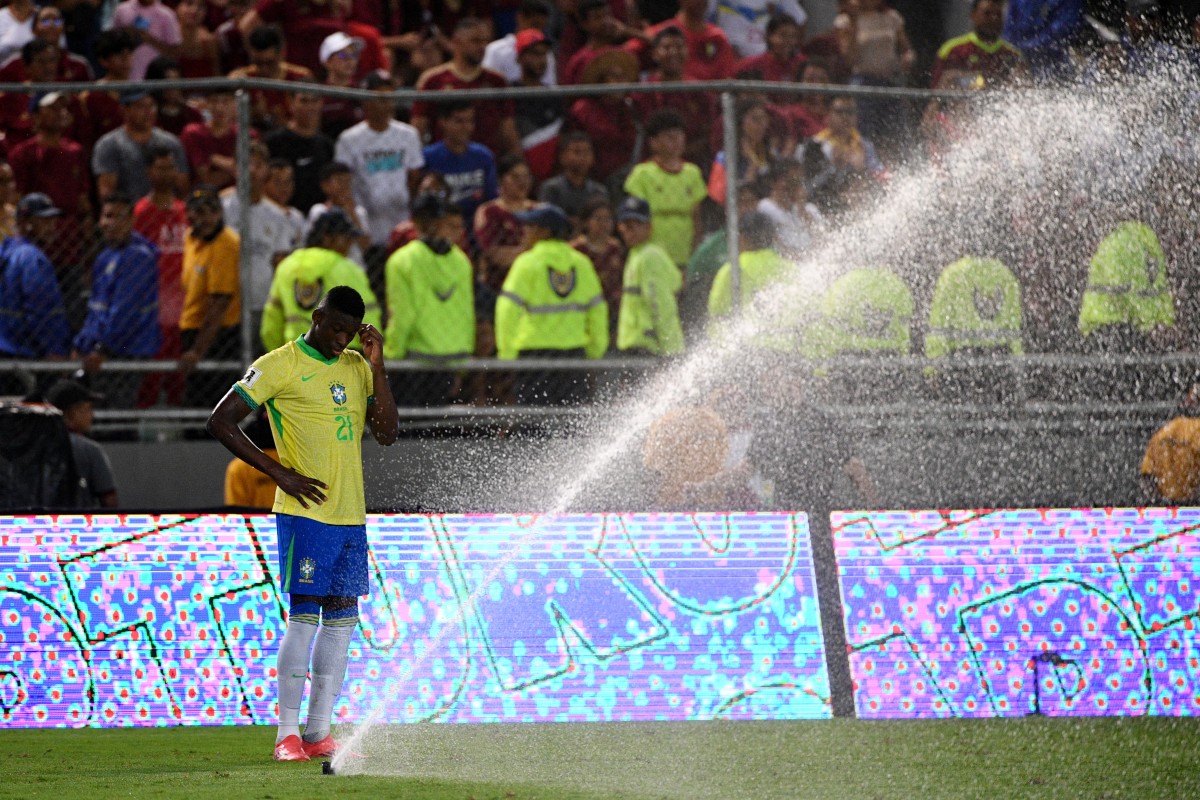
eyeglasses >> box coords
[39,17,64,26]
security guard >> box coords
[495,203,608,404]
[807,267,914,358]
[260,208,382,352]
[615,196,684,357]
[1078,220,1174,340]
[383,193,476,405]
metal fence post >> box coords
[235,86,254,368]
[720,91,741,311]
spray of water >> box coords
[333,66,1200,781]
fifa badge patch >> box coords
[548,266,576,298]
[330,383,347,405]
[299,557,316,581]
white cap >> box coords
[319,31,363,65]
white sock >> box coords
[303,622,354,743]
[275,618,318,744]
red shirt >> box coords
[253,0,341,73]
[155,102,205,139]
[561,43,607,86]
[474,200,526,292]
[735,51,806,83]
[627,19,735,81]
[413,65,514,158]
[180,123,239,187]
[8,135,90,216]
[931,33,1024,88]
[0,94,88,154]
[0,50,92,82]
[633,74,718,162]
[134,196,189,326]
[566,97,638,183]
[572,235,625,319]
[229,63,313,129]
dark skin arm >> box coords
[206,390,330,508]
[359,323,399,445]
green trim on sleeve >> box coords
[234,384,259,410]
[266,398,285,445]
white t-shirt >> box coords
[334,120,425,244]
[0,7,34,64]
[482,32,557,86]
[709,0,807,58]
[757,197,823,256]
[109,0,182,81]
[222,193,300,309]
[306,202,370,269]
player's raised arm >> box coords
[207,388,328,508]
[359,322,400,445]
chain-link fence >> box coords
[0,75,1196,432]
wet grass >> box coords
[2,717,1198,799]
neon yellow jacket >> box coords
[617,240,684,355]
[1079,220,1174,336]
[495,238,609,359]
[708,248,815,352]
[807,267,913,357]
[384,239,475,361]
[925,256,1023,358]
[260,247,381,351]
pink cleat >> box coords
[301,736,338,759]
[273,735,311,762]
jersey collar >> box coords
[296,334,338,365]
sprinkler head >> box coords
[322,760,335,775]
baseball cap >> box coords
[514,203,570,236]
[319,31,363,64]
[361,69,396,91]
[515,28,549,56]
[411,191,449,220]
[119,89,151,105]
[615,196,650,223]
[185,185,222,210]
[311,206,364,238]
[46,379,104,411]
[17,192,62,218]
[30,91,65,112]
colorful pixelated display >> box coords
[834,508,1200,718]
[0,513,830,728]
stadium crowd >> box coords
[0,0,1193,410]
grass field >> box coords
[3,717,1198,800]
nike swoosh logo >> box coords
[300,374,316,382]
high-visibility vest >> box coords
[260,247,381,351]
[708,248,817,352]
[495,238,609,359]
[617,240,684,356]
[925,256,1023,359]
[1079,220,1175,336]
[383,239,476,361]
[807,267,913,358]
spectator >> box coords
[181,87,242,189]
[614,195,683,357]
[387,171,449,254]
[93,90,189,201]
[931,0,1025,89]
[383,193,475,406]
[178,185,240,398]
[175,0,219,78]
[0,193,71,360]
[495,203,609,404]
[144,56,205,138]
[222,144,298,332]
[627,0,736,81]
[624,109,707,268]
[224,406,278,508]
[512,29,564,182]
[260,207,381,351]
[0,6,93,82]
[634,25,719,177]
[45,379,118,508]
[0,162,17,239]
[538,133,607,233]
[133,147,188,407]
[8,92,92,235]
[834,0,915,141]
[317,31,365,141]
[335,70,425,248]
[412,17,518,159]
[72,192,162,406]
[229,25,313,131]
[708,211,798,346]
[265,159,307,242]
[801,95,885,206]
[1140,382,1200,505]
[708,99,777,204]
[475,154,536,311]
[482,0,555,86]
[422,101,498,236]
[81,30,138,148]
[0,0,37,65]
[735,14,807,82]
[110,0,182,81]
[788,61,834,141]
[716,0,808,59]
[571,196,624,332]
[306,162,371,269]
[266,92,335,214]
[0,40,86,151]
[561,0,624,85]
[565,49,640,189]
[756,159,824,256]
[681,182,760,337]
[236,0,344,75]
[215,0,253,73]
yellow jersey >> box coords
[181,225,241,330]
[233,337,374,524]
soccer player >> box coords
[206,285,399,761]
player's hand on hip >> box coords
[359,323,385,368]
[275,467,328,508]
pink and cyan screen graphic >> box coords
[834,508,1200,718]
[0,513,830,728]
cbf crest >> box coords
[329,382,347,405]
[299,557,316,582]
[548,266,576,298]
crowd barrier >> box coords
[1,508,1196,729]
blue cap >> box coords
[17,192,62,218]
[514,203,570,237]
[615,196,650,223]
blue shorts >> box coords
[276,513,369,597]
